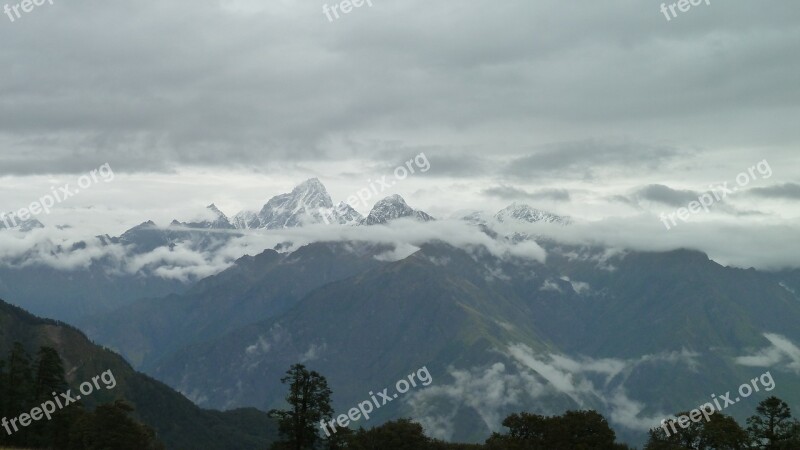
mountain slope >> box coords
[0,298,277,450]
[0,262,187,323]
[151,243,555,410]
[142,242,800,444]
[80,241,390,369]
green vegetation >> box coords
[269,364,335,450]
[0,297,279,449]
[268,363,633,449]
[268,363,800,450]
[0,343,163,449]
[645,396,800,449]
[484,410,633,450]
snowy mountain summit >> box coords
[174,204,235,229]
[494,202,571,225]
[237,180,431,229]
[361,194,435,225]
[130,180,568,234]
[256,178,336,229]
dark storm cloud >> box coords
[748,183,800,200]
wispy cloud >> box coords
[735,333,800,373]
[406,343,700,440]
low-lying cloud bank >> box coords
[0,212,798,281]
[493,215,800,271]
[0,219,545,281]
[406,336,800,441]
[405,343,701,440]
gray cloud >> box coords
[625,184,768,218]
[634,184,700,207]
[483,186,571,202]
[506,140,687,180]
[748,183,800,200]
[0,1,798,176]
[0,0,797,266]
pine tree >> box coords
[5,342,33,413]
[4,342,34,446]
[0,359,7,446]
[268,364,334,450]
[747,396,795,449]
[30,346,71,448]
[33,346,67,400]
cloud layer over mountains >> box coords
[1,177,799,283]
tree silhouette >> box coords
[347,418,431,450]
[485,410,625,450]
[3,342,34,446]
[5,342,34,414]
[747,396,798,449]
[68,399,164,450]
[700,412,749,449]
[33,346,67,400]
[30,346,72,448]
[0,345,163,449]
[645,411,750,450]
[269,363,334,450]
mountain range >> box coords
[76,234,800,445]
[3,178,797,447]
[0,179,563,322]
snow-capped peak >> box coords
[257,178,335,229]
[232,210,259,229]
[173,204,235,229]
[0,213,44,232]
[454,210,491,225]
[318,201,364,226]
[494,202,570,225]
[207,203,225,218]
[361,195,434,225]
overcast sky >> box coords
[0,0,798,265]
